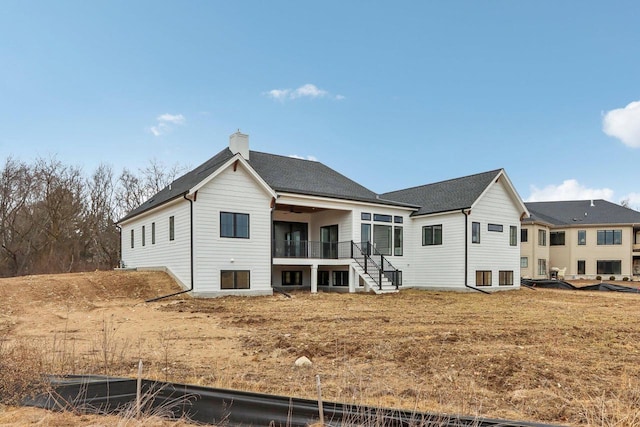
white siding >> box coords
[467,179,521,289]
[407,212,466,289]
[120,199,191,288]
[192,163,273,295]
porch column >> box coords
[311,264,318,293]
[349,264,356,293]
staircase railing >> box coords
[351,241,400,290]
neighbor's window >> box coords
[220,212,250,238]
[577,260,586,275]
[472,222,480,244]
[550,231,565,246]
[169,216,175,241]
[333,271,349,286]
[151,222,156,245]
[373,224,392,255]
[394,226,403,256]
[131,229,134,248]
[578,230,586,245]
[510,226,517,246]
[538,229,547,246]
[521,257,528,268]
[488,223,503,232]
[282,271,303,286]
[538,259,547,276]
[221,270,250,289]
[422,225,443,246]
[597,230,622,245]
[499,270,514,286]
[597,260,621,275]
[521,228,528,243]
[142,225,146,246]
[476,270,492,286]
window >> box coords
[220,270,250,289]
[476,270,492,286]
[394,226,403,256]
[373,214,392,223]
[472,222,480,244]
[422,225,443,246]
[169,216,175,241]
[597,260,621,275]
[521,229,528,243]
[488,223,503,232]
[333,271,349,286]
[394,216,403,224]
[597,230,622,245]
[151,222,156,245]
[521,257,528,268]
[131,229,134,248]
[577,260,585,275]
[221,212,250,238]
[499,270,514,286]
[142,225,146,246]
[318,271,330,286]
[538,229,546,246]
[361,212,371,221]
[510,226,517,246]
[550,231,565,246]
[361,223,371,253]
[282,271,303,286]
[578,230,586,245]
[373,224,392,255]
[538,259,547,276]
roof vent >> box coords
[229,131,249,160]
[590,200,594,207]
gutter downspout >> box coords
[462,209,490,295]
[146,193,194,302]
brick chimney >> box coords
[229,131,249,160]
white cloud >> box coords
[148,113,186,136]
[265,84,344,101]
[602,100,640,147]
[527,179,614,202]
[288,154,318,161]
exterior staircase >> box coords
[351,241,400,294]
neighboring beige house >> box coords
[521,200,640,280]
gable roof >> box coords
[119,148,415,223]
[381,169,506,216]
[524,200,640,227]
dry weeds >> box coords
[1,271,640,426]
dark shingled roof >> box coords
[119,148,414,222]
[381,169,503,216]
[524,200,640,226]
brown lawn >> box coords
[1,270,640,426]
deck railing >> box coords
[272,240,352,259]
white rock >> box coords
[294,356,312,367]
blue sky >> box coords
[1,1,639,206]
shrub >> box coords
[609,276,616,281]
[596,275,602,280]
[623,276,629,281]
[0,337,49,405]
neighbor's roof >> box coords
[381,169,503,216]
[524,200,640,226]
[119,148,415,222]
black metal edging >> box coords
[24,375,564,427]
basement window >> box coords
[333,271,349,286]
[282,271,303,286]
[499,270,514,286]
[476,270,492,286]
[221,270,250,289]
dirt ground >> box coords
[2,271,640,426]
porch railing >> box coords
[272,240,352,259]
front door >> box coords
[320,225,338,259]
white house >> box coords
[117,132,529,297]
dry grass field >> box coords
[1,270,640,426]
